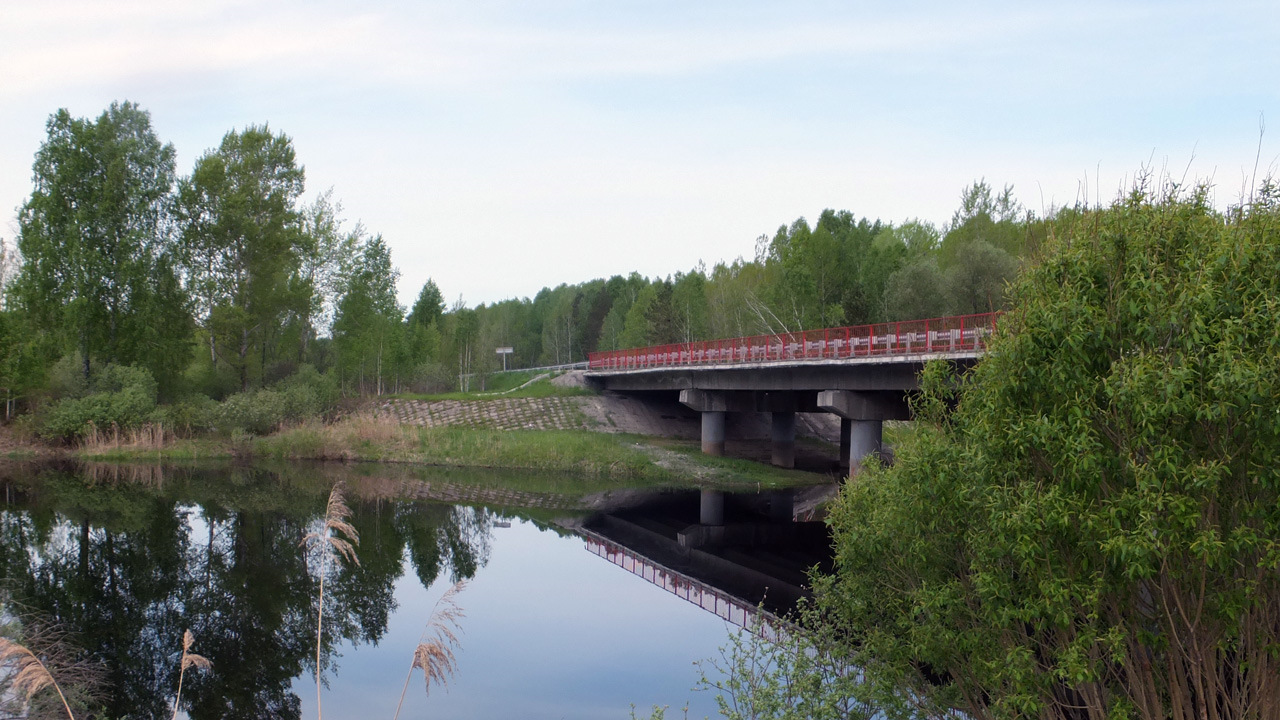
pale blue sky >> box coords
[2,0,1277,308]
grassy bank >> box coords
[69,415,821,488]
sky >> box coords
[2,0,1278,309]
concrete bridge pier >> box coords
[701,411,726,456]
[818,390,911,477]
[700,490,725,525]
[847,420,883,472]
[770,412,796,468]
[681,389,757,458]
[839,418,852,470]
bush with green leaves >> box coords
[39,364,159,440]
[158,394,220,437]
[214,365,339,436]
[820,182,1280,720]
[694,613,878,720]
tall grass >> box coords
[171,630,211,719]
[78,422,171,452]
[253,416,665,477]
[301,484,360,720]
[393,581,467,720]
[0,637,76,719]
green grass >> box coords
[643,437,834,489]
[66,415,820,488]
[250,420,670,479]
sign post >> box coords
[495,347,514,371]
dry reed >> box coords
[301,483,360,720]
[393,580,467,720]
[0,637,76,719]
[171,629,211,720]
[79,422,171,453]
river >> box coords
[0,461,831,719]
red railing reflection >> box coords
[587,312,1000,371]
[583,532,779,636]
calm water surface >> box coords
[0,463,818,719]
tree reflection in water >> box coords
[0,463,494,720]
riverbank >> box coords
[0,370,846,487]
[3,415,825,488]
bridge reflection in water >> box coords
[574,489,834,630]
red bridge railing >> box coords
[587,312,1000,371]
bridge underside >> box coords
[586,355,978,475]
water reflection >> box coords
[0,463,496,720]
[0,462,832,719]
[574,489,833,629]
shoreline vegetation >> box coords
[0,371,836,489]
[0,413,827,489]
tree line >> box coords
[0,100,1048,415]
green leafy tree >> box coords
[670,267,710,343]
[442,302,480,389]
[598,273,650,350]
[407,280,445,336]
[764,218,847,330]
[705,259,769,339]
[821,182,1280,720]
[404,278,446,376]
[817,209,885,326]
[939,179,1028,266]
[577,279,614,355]
[880,257,948,321]
[178,125,308,391]
[332,235,403,395]
[0,310,46,420]
[0,237,14,305]
[619,280,677,348]
[297,190,359,364]
[12,102,191,391]
[944,238,1018,315]
[538,285,582,365]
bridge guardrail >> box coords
[587,312,1000,371]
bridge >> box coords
[585,312,999,473]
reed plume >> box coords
[301,483,360,720]
[171,629,211,720]
[0,637,75,720]
[393,580,467,720]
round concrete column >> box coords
[771,411,797,468]
[700,490,725,526]
[701,411,726,456]
[848,419,883,475]
[839,417,852,470]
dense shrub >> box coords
[214,365,339,436]
[159,394,220,437]
[44,354,88,400]
[821,183,1280,720]
[216,390,289,435]
[39,364,158,440]
[406,362,455,394]
[184,359,241,401]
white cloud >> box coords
[1,0,1277,309]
